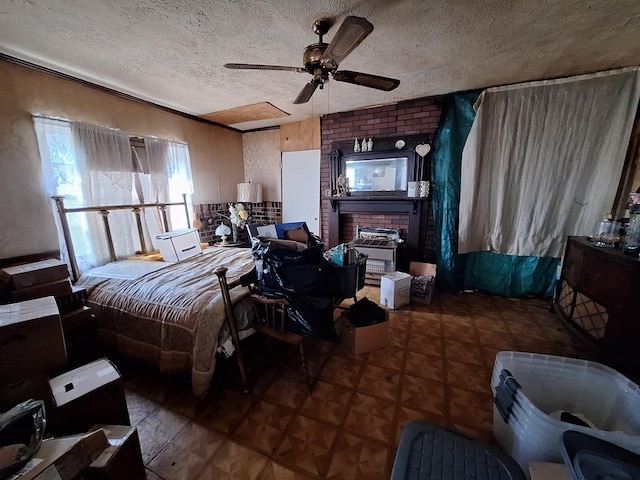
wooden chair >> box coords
[249,293,312,395]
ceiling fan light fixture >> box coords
[225,16,398,104]
[321,58,338,70]
[302,43,328,71]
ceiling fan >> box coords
[224,16,400,104]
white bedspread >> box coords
[84,260,171,280]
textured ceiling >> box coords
[1,0,639,131]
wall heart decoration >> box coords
[415,144,431,157]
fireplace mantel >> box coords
[324,196,429,270]
[327,196,426,214]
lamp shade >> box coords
[215,223,231,236]
[237,182,262,203]
[215,223,232,246]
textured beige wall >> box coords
[0,60,244,259]
[242,129,282,202]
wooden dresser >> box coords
[556,236,640,371]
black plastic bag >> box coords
[349,297,387,327]
[252,236,368,299]
[252,236,338,297]
[0,399,46,477]
[284,293,338,342]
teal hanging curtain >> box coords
[463,252,559,298]
[432,92,479,293]
[432,91,559,298]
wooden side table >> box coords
[556,236,640,372]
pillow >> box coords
[284,226,309,244]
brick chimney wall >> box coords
[320,97,442,260]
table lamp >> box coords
[215,223,232,246]
[237,182,263,203]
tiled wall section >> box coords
[194,202,282,244]
[320,97,442,259]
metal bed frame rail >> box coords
[52,194,190,282]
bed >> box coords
[75,247,255,395]
[53,196,256,396]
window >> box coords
[35,117,193,272]
[36,118,95,269]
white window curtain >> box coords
[142,137,193,240]
[35,116,78,269]
[459,68,640,258]
[35,118,195,273]
[71,122,135,267]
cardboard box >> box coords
[61,307,100,366]
[85,425,146,480]
[341,313,389,355]
[0,374,54,415]
[409,262,437,304]
[13,429,108,480]
[155,228,202,262]
[55,285,88,315]
[529,462,571,480]
[0,259,69,289]
[60,306,93,331]
[0,296,67,384]
[380,271,411,309]
[49,358,130,436]
[11,278,73,302]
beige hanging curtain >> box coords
[459,67,640,258]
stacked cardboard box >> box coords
[49,358,131,436]
[11,429,109,480]
[0,296,66,419]
[56,284,89,315]
[85,425,146,480]
[1,257,98,366]
[0,297,124,439]
[0,296,67,386]
[57,286,99,367]
[11,426,145,480]
[0,258,72,302]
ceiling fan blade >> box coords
[332,70,400,91]
[224,63,305,73]
[322,16,374,68]
[293,81,319,104]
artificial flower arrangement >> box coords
[229,202,249,229]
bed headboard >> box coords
[52,194,190,282]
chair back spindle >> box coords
[248,292,311,395]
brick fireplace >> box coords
[320,97,442,266]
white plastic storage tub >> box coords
[156,228,202,262]
[491,351,640,474]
